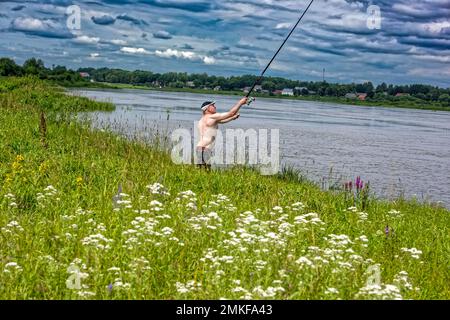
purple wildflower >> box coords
[355,176,364,191]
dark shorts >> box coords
[195,147,212,165]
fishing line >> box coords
[246,0,315,103]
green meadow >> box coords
[0,77,448,299]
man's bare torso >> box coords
[197,114,218,149]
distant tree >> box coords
[23,58,46,75]
[0,58,22,76]
[410,84,430,95]
[374,92,387,100]
[262,80,276,92]
[438,94,450,106]
[414,93,427,101]
[355,82,374,93]
[193,79,203,88]
[51,65,67,75]
[3,56,449,104]
[428,89,441,101]
[173,81,184,88]
[376,82,387,93]
[325,86,336,96]
[355,83,364,93]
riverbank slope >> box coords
[1,77,448,299]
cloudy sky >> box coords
[0,0,449,87]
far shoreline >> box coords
[67,82,450,113]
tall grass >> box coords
[0,77,449,300]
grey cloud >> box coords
[153,30,172,39]
[388,2,450,22]
[12,5,25,11]
[256,34,281,41]
[180,44,194,49]
[365,60,397,70]
[139,0,213,13]
[397,37,450,50]
[116,13,148,26]
[91,15,116,25]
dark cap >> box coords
[201,101,216,111]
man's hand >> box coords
[239,97,248,106]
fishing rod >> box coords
[246,0,315,104]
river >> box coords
[71,88,450,207]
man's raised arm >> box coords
[210,97,248,121]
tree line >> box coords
[1,57,449,106]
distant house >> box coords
[203,87,211,90]
[214,86,221,91]
[186,81,195,88]
[261,90,270,94]
[357,93,367,101]
[79,72,90,78]
[282,88,294,96]
[242,85,263,93]
[395,93,410,97]
[294,87,309,95]
[345,93,357,99]
[152,81,163,88]
[273,90,283,95]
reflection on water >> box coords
[71,88,450,207]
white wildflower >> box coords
[401,247,422,259]
[295,256,314,267]
[147,183,170,196]
[4,262,23,272]
[388,209,403,218]
[356,284,402,300]
[161,227,174,236]
[325,287,339,295]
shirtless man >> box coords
[196,97,248,168]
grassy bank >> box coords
[1,77,449,300]
[73,81,450,112]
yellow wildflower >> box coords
[5,173,13,185]
[39,161,48,175]
[12,161,21,171]
[12,155,24,171]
